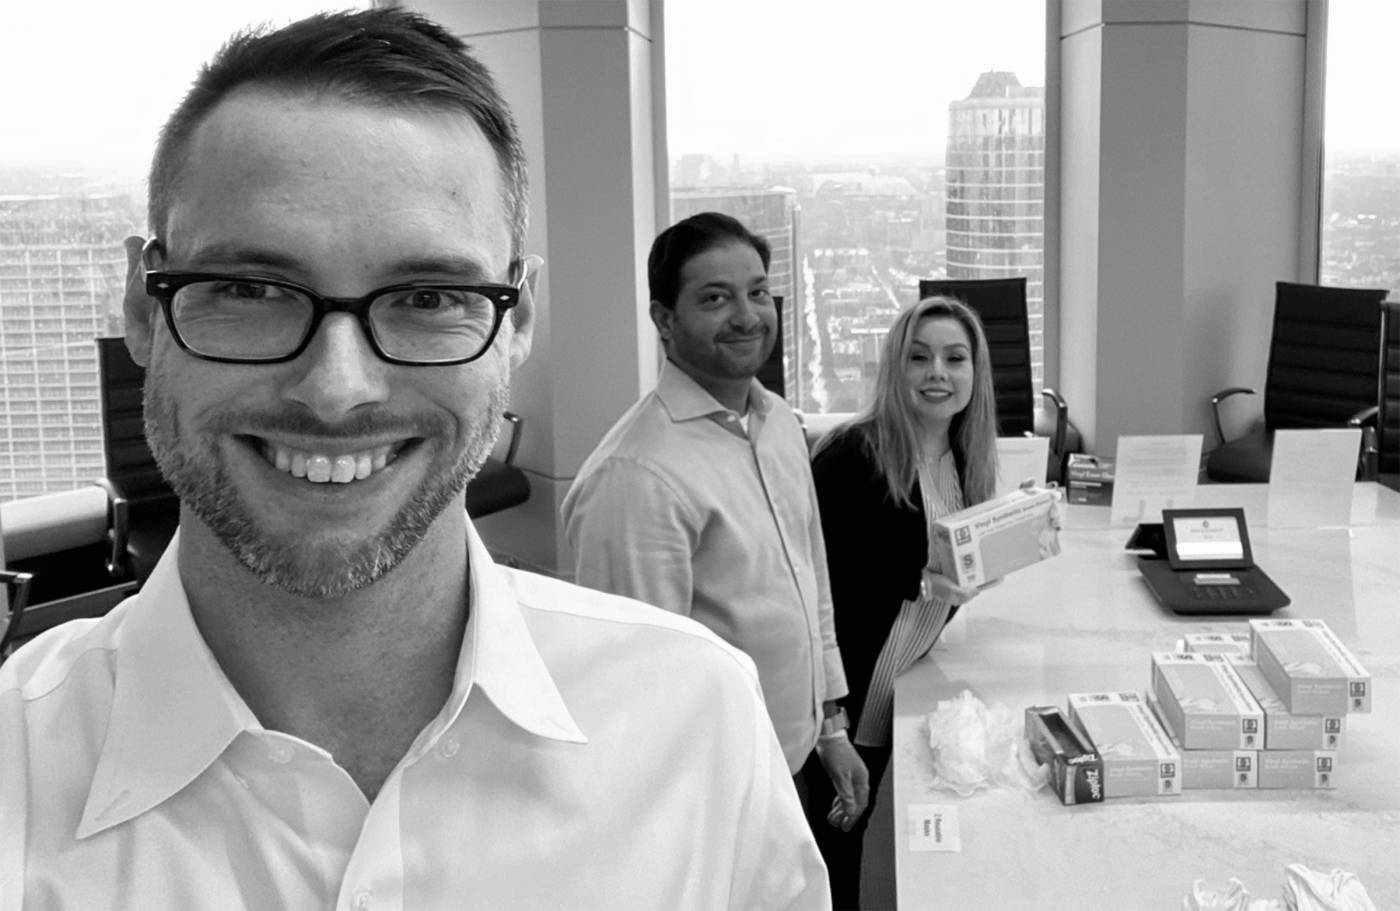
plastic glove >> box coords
[925,690,1044,796]
[1182,878,1282,911]
[1283,864,1376,911]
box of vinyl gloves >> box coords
[932,486,1062,588]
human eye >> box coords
[750,287,772,302]
[202,279,291,303]
[701,291,730,306]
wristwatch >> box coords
[820,706,850,739]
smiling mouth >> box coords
[251,438,408,484]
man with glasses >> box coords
[0,10,826,909]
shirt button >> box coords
[268,744,293,764]
[439,735,461,759]
[352,889,374,911]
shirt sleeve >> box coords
[562,456,699,616]
[805,458,849,703]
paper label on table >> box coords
[1110,435,1202,526]
[995,436,1050,496]
[907,803,961,852]
[1267,428,1360,528]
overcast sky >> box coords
[2,1,1395,177]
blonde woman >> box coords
[804,296,999,909]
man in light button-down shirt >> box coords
[562,213,871,837]
[0,10,827,910]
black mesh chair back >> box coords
[756,295,785,397]
[1263,282,1388,432]
[918,277,1035,436]
[1380,301,1400,488]
[96,337,180,583]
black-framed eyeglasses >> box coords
[141,241,523,366]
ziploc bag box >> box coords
[1065,454,1114,505]
[1224,654,1345,750]
[1257,750,1339,789]
[1025,706,1105,805]
[1150,652,1263,750]
[1181,632,1252,656]
[931,486,1061,588]
[1249,619,1371,714]
[1066,692,1180,798]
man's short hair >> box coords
[648,212,772,309]
[149,7,528,257]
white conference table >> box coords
[891,483,1400,910]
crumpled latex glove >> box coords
[925,690,1044,796]
[1183,878,1281,911]
[1283,864,1376,911]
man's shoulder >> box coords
[0,608,125,704]
[504,568,759,681]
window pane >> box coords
[1319,1,1399,298]
[664,0,1046,413]
[1,3,352,502]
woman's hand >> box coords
[920,567,979,605]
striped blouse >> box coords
[853,450,964,748]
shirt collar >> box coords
[78,529,255,839]
[436,521,587,746]
[78,521,585,840]
[655,358,770,423]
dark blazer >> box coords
[812,425,959,730]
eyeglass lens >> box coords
[169,280,501,362]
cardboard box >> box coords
[1257,750,1339,789]
[1025,706,1105,805]
[1148,695,1257,789]
[931,487,1062,588]
[1067,692,1180,798]
[1181,632,1252,656]
[1224,655,1345,750]
[1150,652,1264,750]
[1065,454,1114,505]
[1249,619,1371,715]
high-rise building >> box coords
[669,187,806,406]
[0,193,133,500]
[945,71,1046,387]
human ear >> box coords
[507,254,542,368]
[122,235,157,368]
[649,300,674,345]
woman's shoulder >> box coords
[813,422,871,466]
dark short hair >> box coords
[148,7,528,257]
[647,211,771,309]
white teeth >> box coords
[261,442,398,484]
[307,455,332,483]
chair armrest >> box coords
[1210,387,1257,446]
[93,478,131,577]
[501,411,522,465]
[1347,405,1379,427]
[1,569,36,661]
[1350,406,1380,480]
[1040,387,1068,458]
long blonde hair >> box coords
[818,296,999,509]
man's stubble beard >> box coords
[143,365,509,599]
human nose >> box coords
[281,313,391,422]
[729,296,763,332]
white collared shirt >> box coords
[0,525,828,911]
[562,360,848,773]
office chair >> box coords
[95,337,181,585]
[1205,281,1389,483]
[465,412,531,518]
[756,295,785,397]
[1,569,35,663]
[1377,301,1400,491]
[918,277,1076,482]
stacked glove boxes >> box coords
[1028,619,1368,802]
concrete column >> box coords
[1057,0,1311,454]
[404,0,663,573]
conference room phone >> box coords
[1127,507,1290,615]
